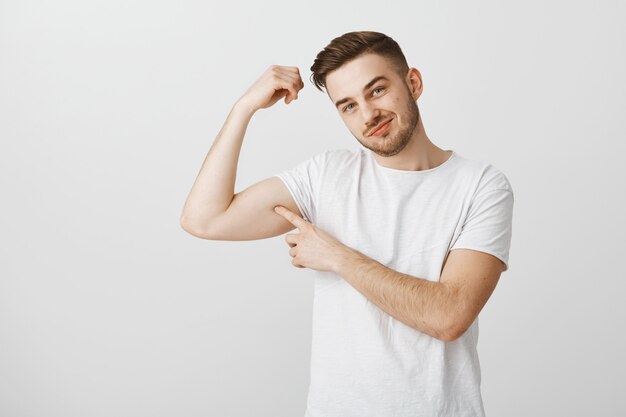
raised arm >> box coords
[180,65,305,240]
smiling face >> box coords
[325,53,422,157]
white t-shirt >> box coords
[273,147,514,417]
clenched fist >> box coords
[237,65,304,113]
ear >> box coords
[405,67,423,101]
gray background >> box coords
[1,0,624,416]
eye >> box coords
[342,87,386,113]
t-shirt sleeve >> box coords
[450,185,514,272]
[272,151,327,224]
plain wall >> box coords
[1,0,624,416]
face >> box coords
[325,53,422,157]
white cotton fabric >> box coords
[273,147,514,417]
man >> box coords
[180,31,514,417]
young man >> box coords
[180,31,514,417]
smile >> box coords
[370,119,393,136]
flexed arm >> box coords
[180,65,305,240]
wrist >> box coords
[333,245,364,276]
[233,98,258,117]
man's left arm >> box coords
[333,246,504,342]
[272,204,505,343]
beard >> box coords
[354,87,420,157]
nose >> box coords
[361,101,382,130]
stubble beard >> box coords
[355,90,420,158]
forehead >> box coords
[326,53,396,102]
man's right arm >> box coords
[180,65,305,240]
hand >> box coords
[237,65,304,113]
[273,205,350,273]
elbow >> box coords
[439,309,464,342]
[413,321,460,343]
[180,215,194,234]
[442,326,463,342]
[439,288,471,342]
[180,216,212,239]
[442,318,471,342]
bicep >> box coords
[203,176,301,241]
[439,248,503,340]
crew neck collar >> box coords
[368,149,457,174]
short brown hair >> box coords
[310,31,410,93]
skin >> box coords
[273,53,504,342]
[324,52,453,170]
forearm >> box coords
[334,247,457,341]
[180,100,256,232]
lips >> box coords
[369,118,393,136]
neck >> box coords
[372,116,451,171]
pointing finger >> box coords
[274,205,309,229]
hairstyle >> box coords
[310,31,410,93]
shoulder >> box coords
[452,153,514,195]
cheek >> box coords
[343,116,358,129]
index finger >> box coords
[274,205,309,229]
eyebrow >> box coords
[334,75,389,109]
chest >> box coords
[315,172,471,281]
